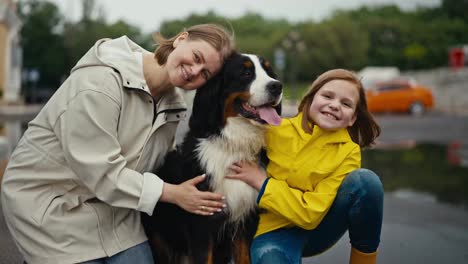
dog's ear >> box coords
[189,68,225,137]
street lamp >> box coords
[276,30,305,101]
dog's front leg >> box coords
[212,235,236,264]
[232,237,251,264]
[189,235,214,264]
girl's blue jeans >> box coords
[250,169,384,264]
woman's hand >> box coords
[226,161,267,190]
[160,174,226,216]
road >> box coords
[376,113,468,144]
[302,191,468,264]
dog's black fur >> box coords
[142,53,282,264]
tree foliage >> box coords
[17,0,145,89]
[18,0,66,87]
[17,0,468,90]
[440,0,468,22]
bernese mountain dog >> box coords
[142,53,283,264]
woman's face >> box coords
[166,33,222,90]
[308,79,359,131]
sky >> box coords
[47,0,441,33]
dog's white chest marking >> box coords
[196,117,266,223]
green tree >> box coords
[18,0,146,88]
[18,0,468,90]
[347,4,468,70]
[348,5,410,68]
[441,0,468,22]
[159,12,290,73]
[62,0,144,73]
[293,14,369,80]
[158,11,227,38]
[18,0,67,87]
[231,12,290,59]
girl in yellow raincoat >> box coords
[228,69,383,264]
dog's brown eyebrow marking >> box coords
[264,60,271,68]
[243,60,253,68]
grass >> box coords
[282,82,311,101]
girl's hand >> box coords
[226,161,267,190]
[160,174,226,216]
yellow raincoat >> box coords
[256,113,361,237]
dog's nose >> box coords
[267,81,283,96]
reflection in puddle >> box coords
[363,143,468,209]
[391,188,437,204]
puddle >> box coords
[363,143,468,208]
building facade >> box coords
[0,0,22,103]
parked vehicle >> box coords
[365,79,434,116]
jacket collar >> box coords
[72,36,147,90]
[156,88,188,113]
[71,36,187,111]
[290,113,352,144]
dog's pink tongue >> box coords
[258,107,282,126]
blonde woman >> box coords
[1,24,234,264]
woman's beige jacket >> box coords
[1,36,187,263]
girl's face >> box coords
[166,33,222,90]
[308,79,359,131]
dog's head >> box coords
[190,53,283,136]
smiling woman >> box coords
[155,32,223,90]
[146,24,234,94]
[0,23,235,264]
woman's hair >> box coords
[153,23,235,65]
[297,69,381,148]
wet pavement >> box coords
[1,190,467,264]
[0,201,23,264]
[303,191,468,264]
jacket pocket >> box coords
[32,180,76,225]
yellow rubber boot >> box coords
[349,247,377,264]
